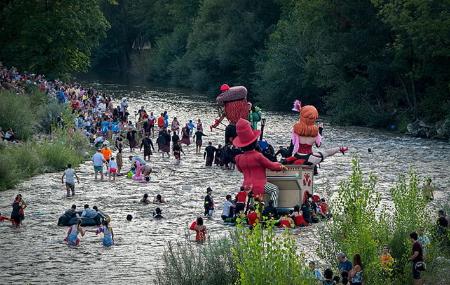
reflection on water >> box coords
[1,83,449,284]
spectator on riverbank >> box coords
[349,254,363,285]
[337,253,353,274]
[437,210,448,237]
[409,232,424,285]
[308,261,323,282]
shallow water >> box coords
[1,83,449,284]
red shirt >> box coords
[236,191,247,203]
[293,214,307,227]
[320,203,328,214]
[279,219,291,228]
[235,150,283,196]
[247,211,258,226]
[157,117,164,128]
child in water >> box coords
[65,219,86,246]
[108,157,118,181]
[153,194,165,204]
[116,147,123,175]
[94,220,114,247]
[141,193,151,204]
[153,208,164,219]
[189,217,207,243]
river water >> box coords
[1,82,449,284]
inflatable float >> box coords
[57,211,106,227]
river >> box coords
[1,82,449,284]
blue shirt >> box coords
[57,90,65,103]
[339,260,353,272]
[81,208,97,218]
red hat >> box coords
[220,84,230,92]
[232,118,261,147]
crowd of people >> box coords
[1,65,449,284]
[214,186,331,229]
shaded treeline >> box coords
[1,0,449,129]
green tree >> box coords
[372,0,450,122]
[175,0,281,96]
[0,0,109,79]
[253,0,327,110]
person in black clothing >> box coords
[215,144,223,166]
[409,232,424,284]
[262,200,278,220]
[163,130,171,157]
[172,132,180,145]
[204,187,214,217]
[140,135,155,161]
[143,119,151,136]
[437,209,448,236]
[221,143,232,169]
[204,142,216,166]
[301,201,312,224]
[193,130,207,154]
[153,208,164,219]
[275,146,290,160]
[126,129,137,152]
[157,130,171,158]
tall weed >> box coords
[156,238,238,285]
[319,158,436,284]
[232,223,315,285]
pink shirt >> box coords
[235,150,282,195]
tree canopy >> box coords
[0,0,109,79]
[1,0,449,130]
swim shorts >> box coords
[109,168,117,173]
[94,165,103,172]
[65,183,75,191]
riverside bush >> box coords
[0,88,90,191]
[0,91,36,140]
[318,158,437,284]
[156,238,238,285]
[232,223,315,285]
[157,224,315,285]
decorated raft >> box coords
[266,165,314,213]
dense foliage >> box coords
[0,90,90,191]
[1,0,449,129]
[0,0,109,79]
[318,158,449,284]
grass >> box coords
[0,89,90,191]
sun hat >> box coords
[232,118,261,148]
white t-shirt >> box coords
[222,200,234,217]
[64,168,75,184]
[92,152,104,166]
